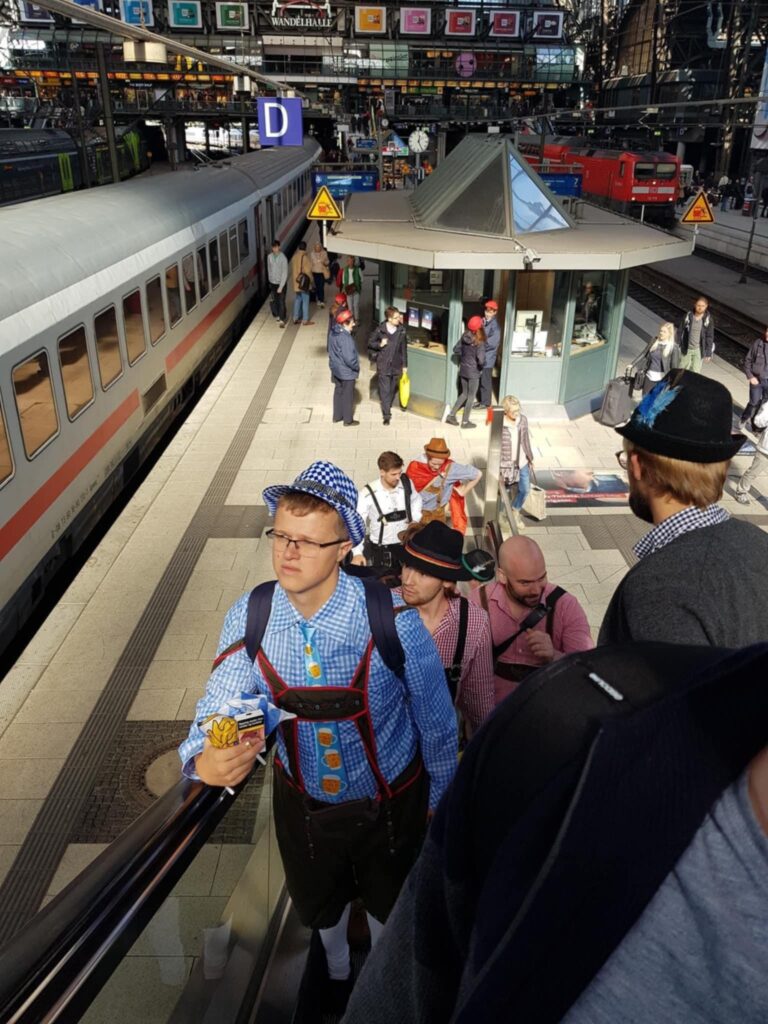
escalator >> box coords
[0,412,512,1024]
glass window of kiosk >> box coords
[570,271,618,356]
[392,264,450,355]
[510,270,569,358]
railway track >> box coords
[628,265,761,370]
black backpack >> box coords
[244,574,406,678]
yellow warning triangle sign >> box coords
[681,191,715,225]
[307,185,344,221]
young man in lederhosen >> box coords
[406,437,481,536]
[351,451,422,575]
[179,461,455,1013]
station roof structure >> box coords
[336,136,692,271]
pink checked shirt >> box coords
[430,596,495,734]
[470,581,594,705]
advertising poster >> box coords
[18,1,54,21]
[531,10,564,39]
[420,309,433,332]
[445,9,475,35]
[119,0,154,24]
[408,307,420,328]
[70,0,103,21]
[216,1,249,29]
[490,10,519,37]
[169,0,202,27]
[355,6,386,33]
[534,470,629,508]
[400,7,430,34]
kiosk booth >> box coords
[331,136,692,418]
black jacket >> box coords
[342,642,768,1024]
[368,322,407,376]
[679,309,715,357]
[744,337,768,381]
[453,331,485,379]
[635,338,680,376]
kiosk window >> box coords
[511,270,569,358]
[570,271,618,356]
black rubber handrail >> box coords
[0,764,258,1023]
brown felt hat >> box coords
[424,437,451,458]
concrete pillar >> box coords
[205,122,211,156]
[676,141,686,163]
[437,130,447,165]
[165,118,177,169]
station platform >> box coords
[675,203,768,272]
[653,249,768,326]
[1,276,767,1017]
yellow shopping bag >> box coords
[399,369,411,409]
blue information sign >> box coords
[312,172,378,198]
[540,172,582,197]
[257,97,303,147]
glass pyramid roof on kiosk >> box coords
[410,135,573,237]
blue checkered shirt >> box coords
[633,505,731,561]
[179,571,457,810]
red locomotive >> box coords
[520,136,681,226]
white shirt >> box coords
[353,478,423,555]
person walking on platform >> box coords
[352,451,421,571]
[267,239,288,328]
[630,322,681,396]
[337,255,362,322]
[735,397,768,504]
[477,300,500,409]
[601,370,768,646]
[446,317,486,428]
[471,535,592,705]
[328,309,360,426]
[739,326,768,429]
[310,241,330,308]
[180,461,455,1015]
[368,307,408,426]
[678,297,714,374]
[406,437,481,535]
[399,522,495,740]
[499,395,535,532]
[291,241,314,326]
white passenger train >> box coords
[0,138,321,653]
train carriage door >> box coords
[254,202,265,293]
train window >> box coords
[635,163,656,181]
[147,276,167,343]
[58,325,94,420]
[12,350,59,458]
[182,253,197,313]
[197,246,210,298]
[229,226,239,270]
[164,264,183,327]
[122,289,147,364]
[219,231,231,278]
[209,238,220,288]
[94,306,123,388]
[0,403,12,485]
[238,218,249,259]
[654,162,677,180]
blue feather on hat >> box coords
[634,382,681,428]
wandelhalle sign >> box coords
[267,0,333,29]
[257,97,304,147]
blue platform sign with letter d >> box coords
[257,97,303,147]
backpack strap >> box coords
[244,580,278,662]
[493,587,567,662]
[366,483,386,546]
[445,597,469,703]
[361,575,407,680]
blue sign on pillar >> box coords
[257,97,303,147]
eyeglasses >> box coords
[615,450,629,470]
[265,529,346,558]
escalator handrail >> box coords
[0,754,267,1023]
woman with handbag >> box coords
[499,395,535,532]
[446,316,486,429]
[630,322,681,395]
[291,241,314,326]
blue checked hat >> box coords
[263,461,366,546]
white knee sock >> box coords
[319,904,351,980]
[366,912,385,947]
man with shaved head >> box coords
[470,536,593,704]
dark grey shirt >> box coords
[563,770,768,1023]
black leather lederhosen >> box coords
[257,640,429,929]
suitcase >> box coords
[598,377,634,427]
